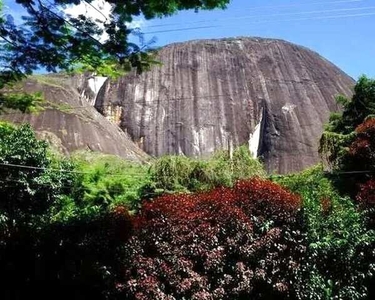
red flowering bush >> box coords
[119,178,305,299]
[356,179,375,207]
[349,118,375,169]
[334,118,375,197]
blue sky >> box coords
[4,0,375,79]
[140,0,375,79]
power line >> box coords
[144,10,375,34]
[1,160,375,178]
[147,3,372,29]
[227,0,365,13]
[326,170,375,175]
[0,162,148,177]
[47,0,365,30]
[0,178,163,196]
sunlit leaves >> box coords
[0,0,229,83]
[0,91,44,113]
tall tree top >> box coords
[0,0,229,87]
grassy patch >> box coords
[143,145,266,198]
[72,151,150,212]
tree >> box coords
[0,0,230,87]
[326,76,375,134]
[319,76,375,172]
[0,123,76,233]
[0,123,77,299]
[0,0,229,113]
[0,123,135,300]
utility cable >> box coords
[147,4,373,29]
[1,161,375,177]
[144,10,375,34]
[0,162,148,177]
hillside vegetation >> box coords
[1,77,375,299]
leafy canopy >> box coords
[320,76,375,171]
[0,123,77,231]
[325,76,375,134]
[0,0,230,87]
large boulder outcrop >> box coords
[1,75,148,162]
[96,37,354,173]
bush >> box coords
[0,123,77,229]
[1,205,133,300]
[0,125,136,300]
[319,77,375,193]
[31,205,133,300]
[146,145,265,196]
[348,118,375,171]
[357,179,375,208]
[119,178,305,299]
[272,166,375,299]
[327,117,375,197]
[72,151,150,212]
[324,76,375,135]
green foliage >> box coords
[0,123,134,300]
[329,76,375,134]
[319,131,356,170]
[72,151,150,212]
[0,124,76,228]
[320,76,375,172]
[0,0,229,85]
[0,120,14,136]
[146,145,265,196]
[0,92,44,113]
[31,206,133,300]
[272,166,375,300]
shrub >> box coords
[327,117,375,197]
[348,118,375,171]
[10,205,133,300]
[72,151,150,212]
[0,124,77,229]
[272,166,375,299]
[146,145,265,197]
[324,76,375,135]
[0,126,135,300]
[357,179,375,208]
[319,77,375,193]
[119,178,305,299]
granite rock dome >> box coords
[95,37,354,173]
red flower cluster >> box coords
[120,178,305,299]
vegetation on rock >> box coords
[144,145,265,197]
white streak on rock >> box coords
[249,113,262,158]
[88,76,107,95]
[282,103,297,114]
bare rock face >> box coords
[96,37,354,173]
[1,75,148,162]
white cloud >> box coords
[127,19,146,29]
[64,0,111,23]
[63,0,146,41]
